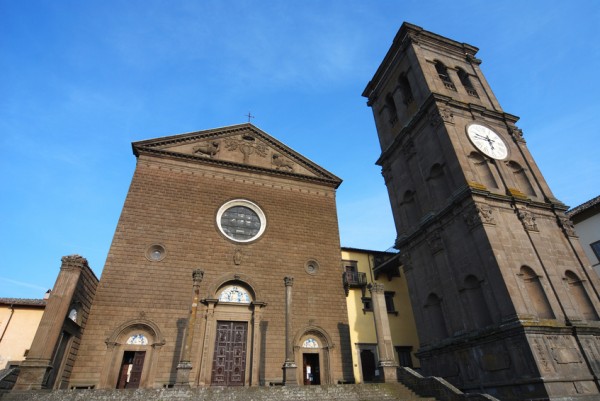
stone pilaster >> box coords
[369,283,398,382]
[282,276,298,385]
[14,255,88,390]
[175,269,204,387]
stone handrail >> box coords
[397,367,499,401]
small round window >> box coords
[216,200,266,243]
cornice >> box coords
[376,93,521,167]
[363,22,480,101]
[136,147,341,189]
[133,123,342,189]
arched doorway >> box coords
[196,276,266,387]
[101,319,165,389]
[294,326,334,385]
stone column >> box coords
[175,269,204,387]
[282,276,298,385]
[14,255,87,390]
[369,283,398,382]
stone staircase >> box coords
[1,383,436,401]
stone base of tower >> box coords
[416,321,600,401]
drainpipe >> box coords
[0,304,15,342]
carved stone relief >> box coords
[516,207,539,232]
[271,153,294,172]
[233,248,243,265]
[427,230,444,254]
[428,108,454,127]
[532,337,553,373]
[509,126,526,143]
[224,135,268,163]
[463,203,495,229]
[557,216,577,237]
[193,140,221,157]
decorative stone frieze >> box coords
[427,230,444,254]
[516,207,539,232]
[463,203,495,229]
[509,126,526,143]
[557,216,577,237]
[271,153,294,172]
[429,108,454,127]
[224,135,268,163]
[193,140,221,157]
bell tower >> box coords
[363,23,600,400]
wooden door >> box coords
[211,321,247,386]
[128,351,145,388]
[116,351,145,389]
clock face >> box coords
[467,124,508,160]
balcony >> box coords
[343,271,367,295]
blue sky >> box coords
[1,1,599,299]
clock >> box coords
[467,124,508,160]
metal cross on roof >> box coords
[245,112,255,123]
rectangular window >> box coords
[395,346,413,368]
[361,297,372,312]
[384,291,396,313]
[591,241,600,261]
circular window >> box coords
[146,244,166,261]
[305,259,320,275]
[216,199,266,243]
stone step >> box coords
[1,383,437,401]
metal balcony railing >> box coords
[342,271,367,288]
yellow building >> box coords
[341,247,419,383]
[0,298,46,369]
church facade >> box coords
[16,124,353,389]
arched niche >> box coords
[565,270,599,321]
[519,266,555,319]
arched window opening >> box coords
[565,271,599,321]
[462,275,492,328]
[434,61,456,91]
[425,293,448,340]
[508,161,535,196]
[469,152,498,189]
[520,266,554,319]
[428,163,450,203]
[385,93,398,125]
[217,284,252,304]
[457,67,478,97]
[398,73,414,105]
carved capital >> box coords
[427,230,444,254]
[466,53,482,65]
[429,108,454,127]
[509,126,526,143]
[401,139,416,158]
[557,216,577,237]
[516,207,538,232]
[368,282,385,294]
[284,276,294,287]
[192,269,204,285]
[463,203,495,229]
[60,254,89,270]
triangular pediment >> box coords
[132,123,341,187]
